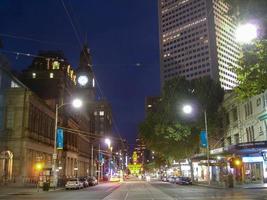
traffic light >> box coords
[34,162,44,171]
[229,157,242,168]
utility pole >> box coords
[204,110,210,185]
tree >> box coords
[139,77,224,164]
[235,40,267,99]
[223,0,267,99]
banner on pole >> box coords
[200,130,207,148]
[56,128,64,149]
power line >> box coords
[0,33,68,46]
[60,0,126,146]
[0,49,65,62]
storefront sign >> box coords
[56,128,64,149]
[236,141,267,149]
[210,147,224,155]
[242,156,263,163]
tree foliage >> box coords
[139,77,224,163]
[235,40,267,99]
[223,0,267,99]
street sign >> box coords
[53,154,57,159]
[200,130,208,148]
[56,128,64,149]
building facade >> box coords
[189,91,267,185]
[0,60,26,184]
[0,47,99,185]
[222,90,267,183]
[158,0,240,89]
[93,100,113,136]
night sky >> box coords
[0,0,160,148]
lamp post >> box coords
[91,138,111,183]
[182,104,210,185]
[104,138,112,180]
[52,98,82,187]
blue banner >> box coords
[56,128,64,149]
[200,130,208,148]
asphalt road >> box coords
[1,180,267,200]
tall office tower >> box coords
[158,0,240,90]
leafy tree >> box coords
[139,77,224,164]
[223,0,267,99]
[235,40,267,99]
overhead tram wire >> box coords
[0,49,65,62]
[0,33,68,47]
[61,0,126,147]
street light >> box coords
[235,23,258,44]
[52,98,83,187]
[105,138,111,148]
[182,104,210,185]
[182,105,193,114]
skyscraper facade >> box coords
[158,0,240,90]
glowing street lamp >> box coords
[72,98,83,108]
[52,98,83,187]
[182,104,193,114]
[182,104,210,185]
[235,23,258,44]
[105,138,111,148]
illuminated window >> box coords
[32,73,36,78]
[148,104,152,108]
[50,73,54,78]
[99,111,104,116]
[52,61,60,69]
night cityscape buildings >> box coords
[0,45,125,185]
[0,0,267,198]
[158,0,240,89]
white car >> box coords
[65,178,83,190]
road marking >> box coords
[123,191,128,200]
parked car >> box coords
[176,177,192,185]
[168,176,177,183]
[161,176,167,182]
[88,176,98,186]
[79,177,89,188]
[65,178,84,190]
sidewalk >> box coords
[0,184,64,195]
[194,181,226,189]
[194,181,267,189]
[236,183,267,189]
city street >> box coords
[1,180,267,200]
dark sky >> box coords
[0,0,160,149]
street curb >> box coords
[193,183,226,189]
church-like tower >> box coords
[76,44,96,102]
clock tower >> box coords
[76,44,96,101]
